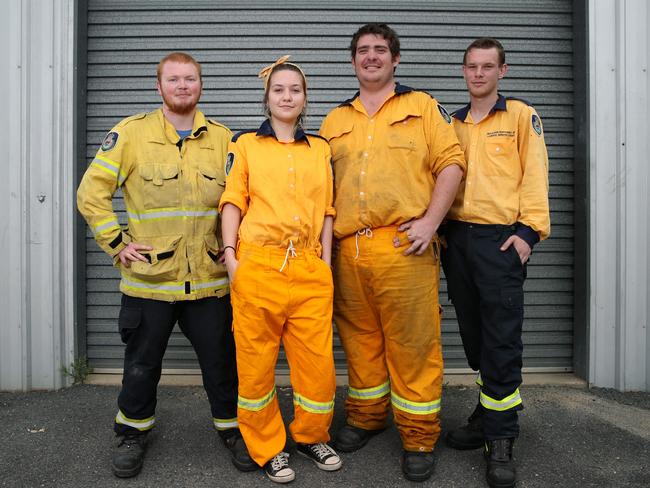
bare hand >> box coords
[393,218,437,256]
[118,242,153,267]
[217,247,226,264]
[500,235,531,264]
[224,254,239,282]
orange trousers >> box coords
[230,242,336,466]
[334,227,443,452]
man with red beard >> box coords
[77,52,255,478]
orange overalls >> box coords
[219,120,336,466]
[320,84,466,451]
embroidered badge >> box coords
[531,114,542,136]
[225,152,234,176]
[438,104,452,124]
[100,131,119,151]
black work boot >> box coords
[401,451,435,482]
[111,431,148,478]
[220,428,258,472]
[446,403,484,450]
[334,424,384,452]
[485,438,516,488]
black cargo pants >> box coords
[114,294,237,435]
[440,220,526,440]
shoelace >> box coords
[119,434,144,448]
[354,228,373,259]
[270,452,290,470]
[488,439,512,461]
[309,443,333,459]
[279,240,297,272]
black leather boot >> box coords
[485,438,516,488]
[334,424,384,452]
[402,451,435,482]
[111,431,148,478]
[446,403,484,450]
[220,428,258,472]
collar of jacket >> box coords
[338,82,414,107]
[256,118,310,146]
[149,108,209,145]
[452,93,507,122]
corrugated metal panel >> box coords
[83,0,575,373]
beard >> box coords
[161,91,199,115]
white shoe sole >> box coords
[297,449,343,471]
[265,469,295,483]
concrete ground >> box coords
[1,380,648,487]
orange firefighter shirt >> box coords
[448,95,550,245]
[319,83,466,238]
[219,120,335,251]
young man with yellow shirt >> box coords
[77,52,254,478]
[320,23,465,482]
[441,38,550,488]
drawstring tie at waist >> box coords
[279,240,297,272]
[355,228,373,259]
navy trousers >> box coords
[441,220,526,440]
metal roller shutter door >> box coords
[83,0,575,374]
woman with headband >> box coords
[219,56,341,483]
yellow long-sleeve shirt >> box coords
[219,119,335,252]
[319,84,466,239]
[448,95,550,245]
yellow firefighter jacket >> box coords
[77,108,232,301]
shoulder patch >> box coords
[531,114,543,136]
[100,131,119,151]
[438,104,452,124]
[231,129,257,143]
[225,152,235,176]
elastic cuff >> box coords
[515,223,540,249]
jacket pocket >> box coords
[195,233,225,279]
[129,234,183,282]
[139,163,180,209]
[197,162,225,208]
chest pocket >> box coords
[197,163,225,208]
[326,121,354,164]
[483,138,518,176]
[139,163,180,209]
[388,114,421,151]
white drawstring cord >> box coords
[354,228,373,259]
[279,240,297,272]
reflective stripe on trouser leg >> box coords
[115,295,177,435]
[480,388,522,412]
[445,224,526,440]
[115,409,155,431]
[232,244,336,465]
[176,296,238,429]
[213,417,239,430]
[335,227,444,449]
[282,252,336,444]
[231,251,286,467]
[334,232,391,430]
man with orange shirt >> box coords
[441,38,550,488]
[320,23,465,482]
